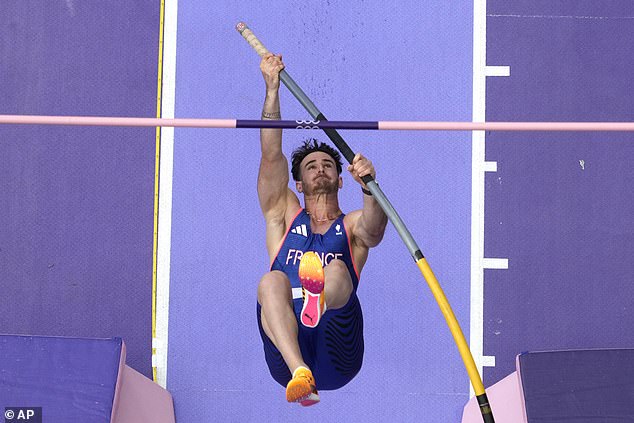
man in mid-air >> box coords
[256,52,388,406]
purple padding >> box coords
[0,335,122,423]
[519,349,634,422]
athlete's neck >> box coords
[304,192,341,223]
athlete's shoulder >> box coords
[343,209,362,228]
[285,203,305,225]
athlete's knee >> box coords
[258,271,292,305]
[325,260,352,287]
[325,258,347,273]
[324,259,353,308]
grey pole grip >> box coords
[235,22,322,119]
[235,22,270,57]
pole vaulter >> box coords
[236,22,495,423]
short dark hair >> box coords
[290,138,343,181]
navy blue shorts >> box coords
[257,292,364,391]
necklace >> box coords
[306,210,340,223]
[313,216,335,223]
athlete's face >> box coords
[297,151,342,195]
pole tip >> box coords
[235,22,248,33]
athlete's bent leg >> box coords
[258,271,320,405]
[258,271,306,374]
[323,259,353,310]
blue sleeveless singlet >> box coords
[257,208,365,390]
[270,209,359,298]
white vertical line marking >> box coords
[471,0,487,398]
[155,0,178,389]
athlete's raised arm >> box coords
[257,53,300,255]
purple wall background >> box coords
[0,2,159,377]
[166,1,473,422]
[484,1,634,385]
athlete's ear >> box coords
[338,176,343,189]
[296,181,303,193]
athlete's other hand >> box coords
[347,153,376,188]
